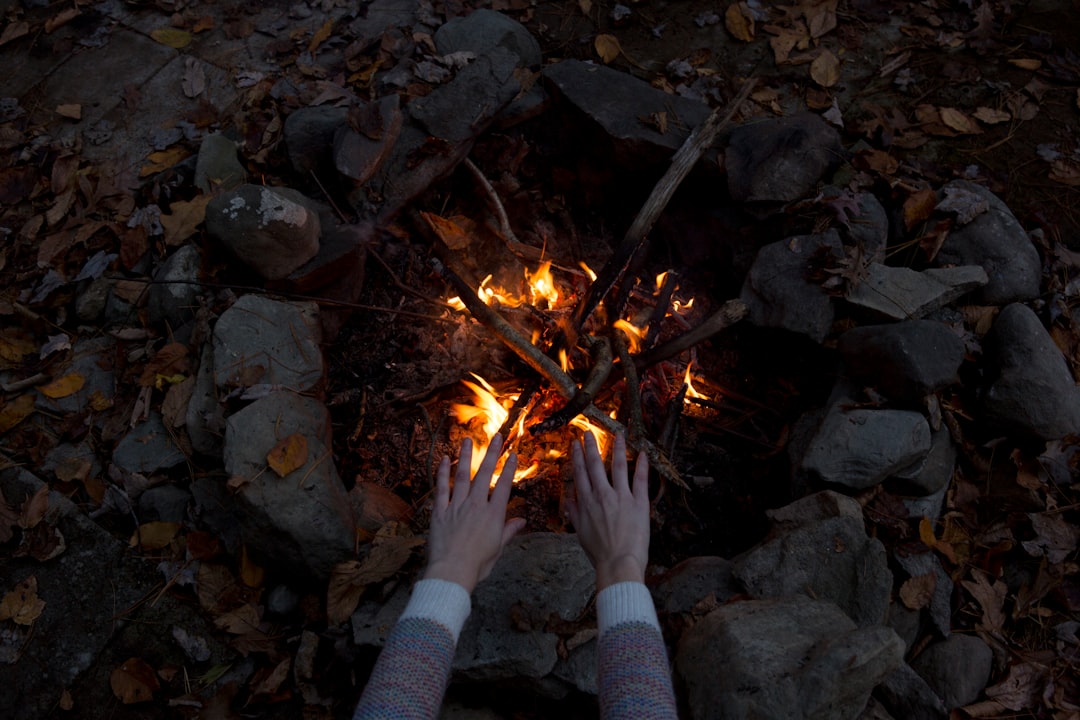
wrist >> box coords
[423,561,478,594]
[595,555,646,592]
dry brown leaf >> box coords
[578,0,592,15]
[1076,88,1080,111]
[308,19,333,54]
[326,531,425,624]
[960,305,998,336]
[140,146,190,177]
[214,602,261,634]
[240,545,265,588]
[939,107,982,134]
[266,433,309,477]
[161,376,194,429]
[0,575,46,625]
[160,196,209,247]
[0,394,36,434]
[1008,58,1041,70]
[899,572,937,609]
[1022,512,1079,564]
[854,148,899,176]
[251,657,291,697]
[18,485,49,529]
[197,562,242,612]
[129,521,181,551]
[0,329,35,369]
[767,25,806,64]
[984,663,1048,712]
[916,219,952,263]
[0,488,18,543]
[138,343,189,387]
[809,49,840,87]
[0,21,29,47]
[973,106,1011,125]
[725,3,754,42]
[55,104,81,120]
[110,657,160,704]
[1049,159,1080,186]
[45,8,80,33]
[421,211,472,250]
[594,34,622,64]
[805,0,838,38]
[59,690,73,711]
[149,27,191,49]
[902,188,938,230]
[193,15,214,32]
[960,568,1006,632]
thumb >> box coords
[500,517,526,547]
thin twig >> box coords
[309,170,351,224]
[2,372,49,394]
[530,336,613,435]
[612,331,645,443]
[634,299,748,370]
[643,270,678,350]
[659,383,688,456]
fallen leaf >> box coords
[984,662,1048,712]
[724,3,754,42]
[0,576,46,625]
[193,16,215,33]
[38,373,85,399]
[251,657,291,697]
[308,19,333,54]
[903,188,938,229]
[805,0,838,38]
[0,21,30,47]
[160,196,210,246]
[0,394,36,433]
[0,488,18,542]
[1049,158,1080,186]
[39,334,71,359]
[916,219,952,263]
[161,376,194,429]
[594,34,622,64]
[853,148,899,175]
[138,343,189,387]
[59,690,73,711]
[0,330,36,369]
[899,572,937,609]
[18,485,48,529]
[140,146,190,177]
[110,657,160,704]
[171,626,211,663]
[240,545,265,588]
[0,165,39,205]
[130,521,181,551]
[266,433,309,477]
[1022,512,1079,564]
[809,49,840,87]
[182,57,206,99]
[1008,58,1041,70]
[961,568,1006,632]
[939,107,982,134]
[44,8,79,33]
[578,0,592,14]
[150,27,191,49]
[55,104,81,120]
[768,26,806,64]
[326,529,425,624]
[973,106,1011,124]
[213,602,260,634]
[17,523,66,562]
[421,211,472,250]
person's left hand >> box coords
[423,434,526,594]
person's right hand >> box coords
[567,431,651,591]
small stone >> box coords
[910,634,993,709]
[76,276,110,322]
[205,184,321,280]
[265,585,301,617]
[551,639,597,695]
[727,113,844,209]
[113,412,186,475]
[148,244,202,330]
[740,231,841,343]
[434,9,542,67]
[676,596,904,720]
[839,320,966,402]
[137,484,191,523]
[876,664,948,720]
[801,407,932,490]
[934,180,1041,304]
[35,337,115,415]
[894,550,953,637]
[888,426,955,498]
[284,105,349,176]
[885,600,923,652]
[186,342,225,457]
[982,303,1080,440]
[650,556,738,615]
[212,294,323,393]
[195,133,246,193]
[845,264,988,320]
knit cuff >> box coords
[399,578,472,643]
[596,581,660,636]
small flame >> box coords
[672,297,694,314]
[580,262,597,282]
[559,349,570,373]
[569,416,611,456]
[683,363,708,402]
[614,319,645,353]
[655,271,669,291]
[478,274,522,308]
[452,374,543,485]
[526,261,559,307]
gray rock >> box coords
[434,8,542,67]
[910,634,993,709]
[740,231,841,342]
[801,407,932,490]
[103,289,138,326]
[839,320,965,402]
[650,556,738,615]
[902,481,948,522]
[850,191,889,262]
[889,426,955,498]
[861,697,898,720]
[845,264,988,321]
[352,582,413,647]
[766,488,865,530]
[727,113,844,208]
[541,59,710,167]
[894,551,953,637]
[348,0,419,43]
[76,275,110,322]
[454,533,593,680]
[42,443,101,484]
[137,484,191,522]
[186,341,225,456]
[148,244,202,330]
[876,664,948,720]
[982,303,1080,440]
[35,337,115,415]
[333,96,402,184]
[195,133,246,193]
[676,596,904,720]
[265,584,301,617]
[885,600,922,652]
[934,180,1041,304]
[284,105,349,176]
[551,638,597,695]
[112,412,186,474]
[212,294,323,393]
[223,392,354,578]
[735,499,892,626]
[205,184,321,280]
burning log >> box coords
[633,299,749,370]
[530,335,612,435]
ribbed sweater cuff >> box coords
[596,581,660,636]
[399,578,472,643]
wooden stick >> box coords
[530,336,612,435]
[634,299,748,370]
[569,78,757,334]
[612,331,645,443]
[463,157,547,264]
[643,270,678,350]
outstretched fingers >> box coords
[631,450,649,504]
[434,456,451,512]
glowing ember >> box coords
[526,261,559,308]
[614,319,645,353]
[446,296,466,311]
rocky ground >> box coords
[2,0,1080,719]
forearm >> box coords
[353,579,470,720]
[597,582,678,720]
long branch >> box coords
[634,299,748,370]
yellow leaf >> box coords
[129,521,181,550]
[594,34,622,64]
[38,373,85,399]
[421,211,472,250]
[160,195,210,247]
[809,48,840,87]
[140,146,190,177]
[725,3,754,42]
[0,394,35,433]
[266,433,309,477]
[240,545,265,588]
[1008,58,1041,70]
[919,516,938,548]
[0,576,46,625]
[939,107,982,134]
[110,657,159,704]
[308,19,333,54]
[150,27,192,49]
[0,329,36,369]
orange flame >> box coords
[451,374,540,485]
[683,362,708,402]
[580,262,597,282]
[526,261,559,308]
[614,319,645,353]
